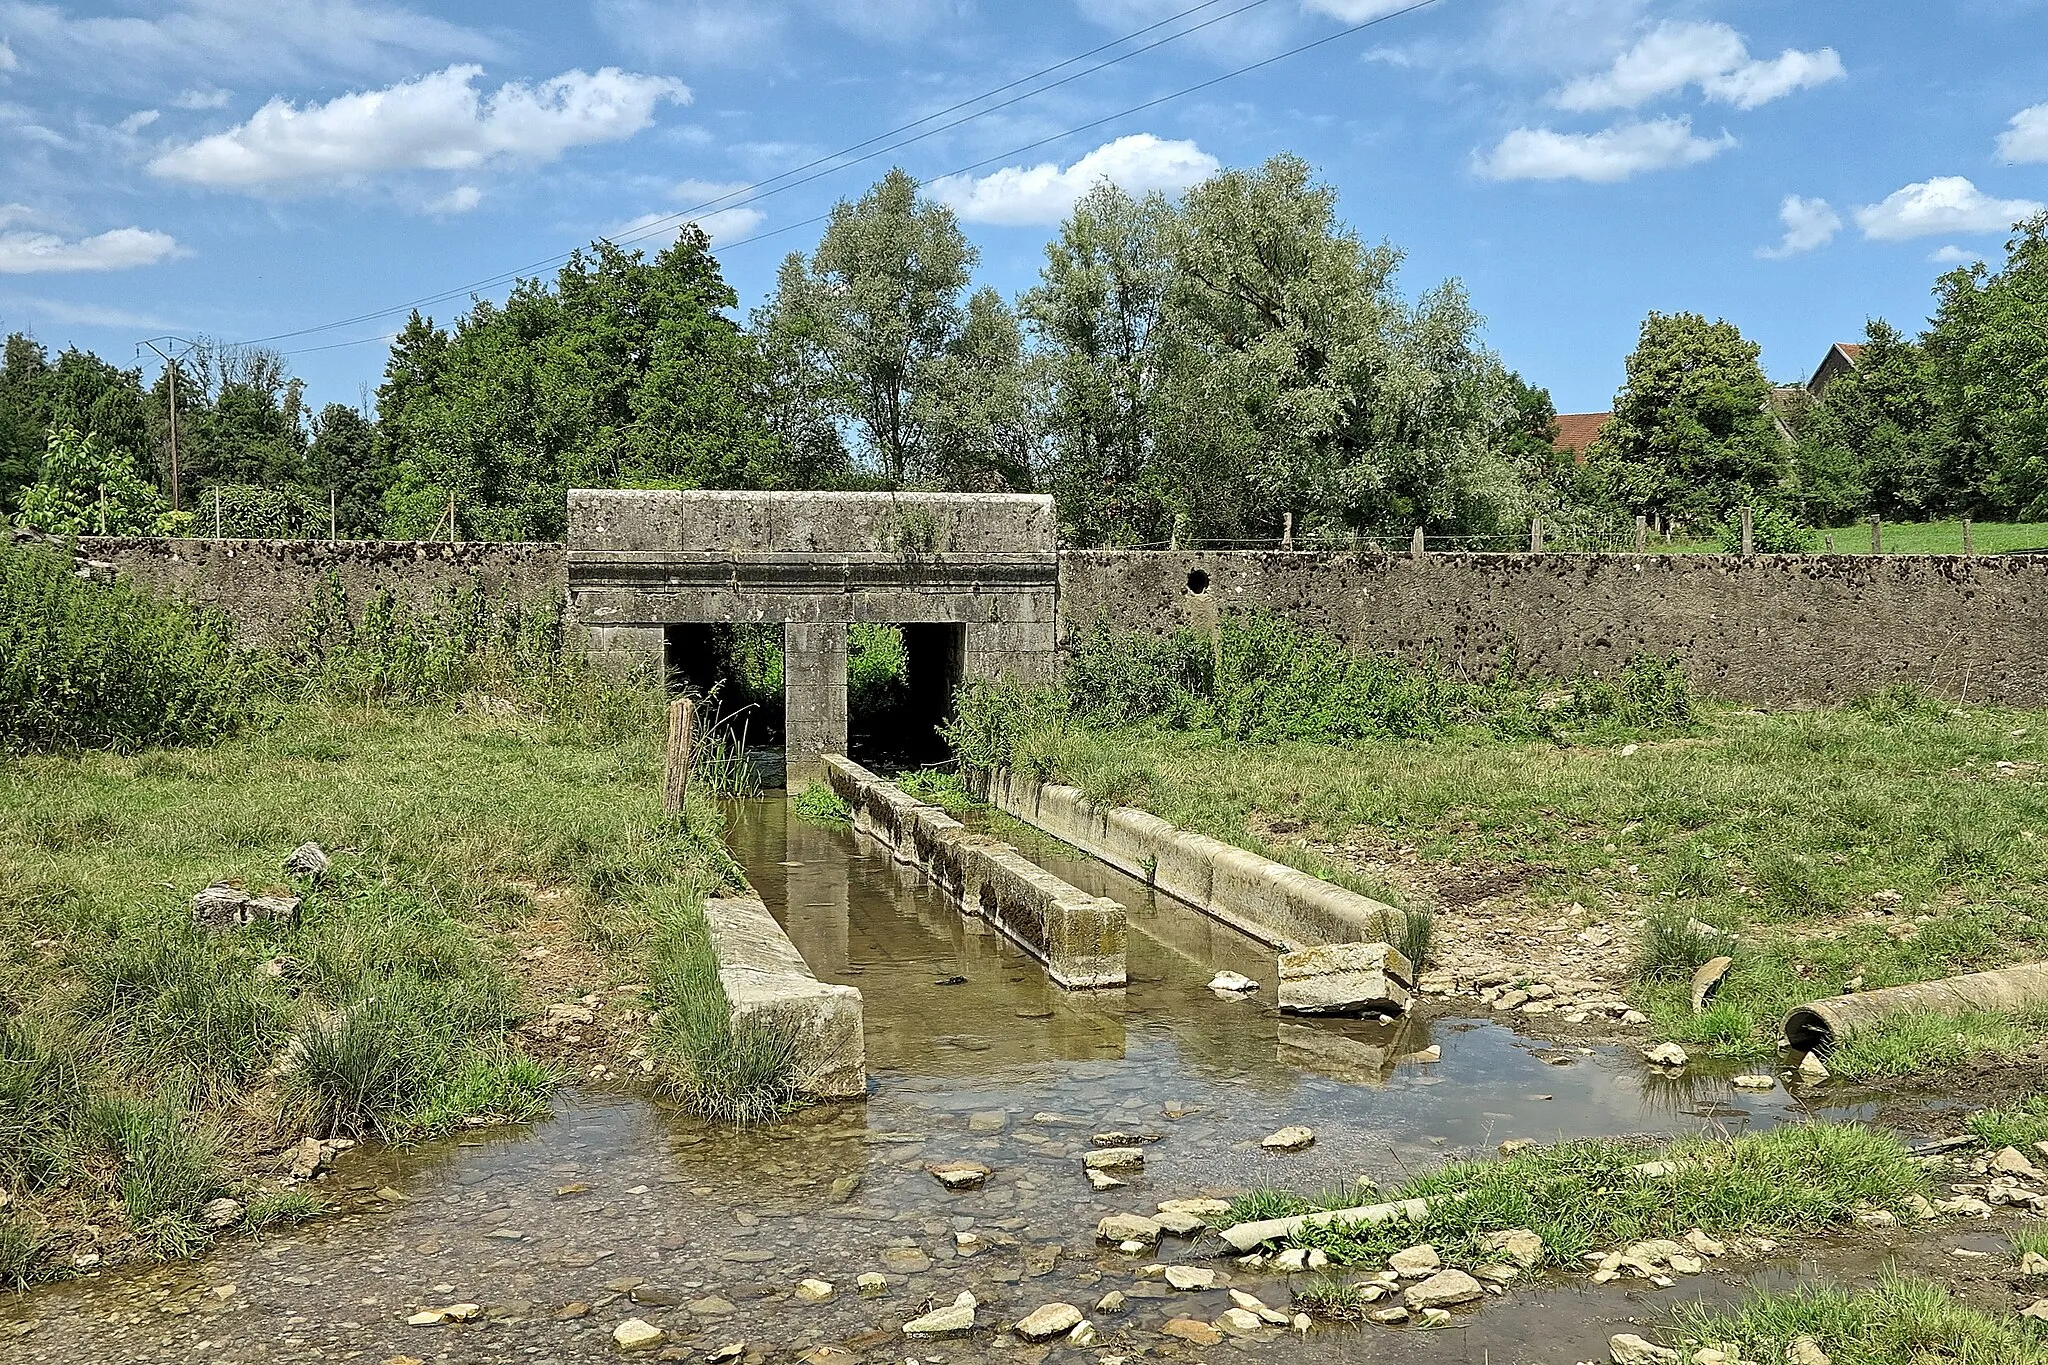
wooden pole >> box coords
[1869,516,1882,554]
[1634,515,1647,554]
[447,490,458,544]
[1740,504,1754,557]
[1962,518,1974,555]
[663,696,696,816]
[1530,517,1544,554]
[1410,526,1425,559]
[213,486,221,538]
[1280,511,1294,550]
[329,488,338,541]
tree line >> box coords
[4,154,2045,547]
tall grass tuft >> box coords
[1673,1275,2048,1365]
[93,1096,225,1259]
[644,887,806,1125]
[0,1213,52,1290]
[1632,905,1733,983]
[0,1017,88,1189]
[0,539,251,753]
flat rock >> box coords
[1689,956,1733,1013]
[1164,1266,1215,1291]
[795,1279,833,1303]
[612,1319,665,1351]
[1097,1213,1160,1246]
[903,1304,974,1337]
[1084,1147,1145,1171]
[1261,1126,1315,1152]
[1215,1307,1265,1337]
[1404,1269,1483,1309]
[1480,1229,1543,1268]
[1161,1318,1223,1346]
[1731,1074,1776,1091]
[1608,1332,1680,1364]
[879,1248,931,1274]
[1086,1168,1127,1190]
[927,1160,991,1190]
[1643,1042,1689,1068]
[1389,1244,1441,1276]
[1014,1303,1082,1342]
[1209,971,1258,993]
[1155,1209,1206,1236]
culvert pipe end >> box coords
[1781,962,2048,1055]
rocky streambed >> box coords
[3,798,2032,1364]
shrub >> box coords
[897,768,974,812]
[1719,507,1819,554]
[0,540,250,752]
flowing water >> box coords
[4,799,1894,1364]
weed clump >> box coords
[792,783,851,826]
[644,887,805,1125]
[1968,1093,2048,1150]
[1633,906,1735,983]
[0,540,251,753]
[242,1188,323,1230]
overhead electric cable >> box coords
[270,0,1445,356]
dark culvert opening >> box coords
[665,623,785,748]
[1186,568,1210,595]
[848,622,964,771]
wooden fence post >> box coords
[1280,511,1294,550]
[1634,515,1647,553]
[1869,516,1882,554]
[329,488,338,541]
[1410,527,1425,559]
[1530,517,1544,554]
[1740,504,1754,557]
[1962,518,1974,555]
[663,697,696,816]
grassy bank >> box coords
[1227,1122,1929,1271]
[1673,1277,2048,1365]
[952,620,2048,1070]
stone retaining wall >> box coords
[1057,550,2048,706]
[983,771,1404,955]
[703,894,866,1099]
[822,756,1125,989]
[74,537,565,649]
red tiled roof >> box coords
[1552,412,1610,453]
[1834,342,1864,363]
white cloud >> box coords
[1554,21,1843,112]
[1757,194,1841,258]
[5,296,185,330]
[1854,177,2045,241]
[117,110,161,135]
[1997,103,2048,164]
[1476,117,1733,183]
[1303,0,1416,20]
[173,88,233,111]
[0,37,17,71]
[930,134,1220,225]
[1929,245,1984,265]
[148,65,689,192]
[424,185,483,216]
[0,225,183,274]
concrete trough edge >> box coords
[983,770,1405,954]
[822,756,1127,989]
[703,894,866,1100]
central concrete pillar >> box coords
[783,621,847,788]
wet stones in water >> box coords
[880,1247,932,1274]
[1403,1269,1484,1309]
[1642,1042,1689,1068]
[857,1273,889,1296]
[1161,1318,1223,1346]
[926,1160,991,1191]
[1215,1307,1266,1337]
[1261,1126,1315,1152]
[795,1279,834,1303]
[905,1295,977,1337]
[1389,1244,1440,1277]
[1031,1112,1085,1127]
[934,976,967,986]
[1208,971,1258,994]
[1013,1302,1083,1342]
[1229,1290,1291,1326]
[1024,1244,1063,1276]
[1096,1213,1161,1246]
[1086,1168,1126,1190]
[968,1109,1008,1133]
[1083,1147,1144,1172]
[1479,1229,1544,1268]
[1608,1334,1681,1365]
[1091,1130,1160,1147]
[1095,1291,1125,1313]
[407,1303,483,1326]
[1163,1267,1214,1291]
[1731,1074,1777,1091]
[689,1296,738,1315]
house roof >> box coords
[1807,341,1865,393]
[1552,412,1610,453]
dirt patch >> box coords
[499,880,656,1077]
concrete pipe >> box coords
[1784,963,2048,1053]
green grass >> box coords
[0,686,736,1281]
[1239,1123,1928,1270]
[1967,1094,2048,1149]
[1824,1009,2048,1082]
[791,782,851,826]
[1290,1277,1376,1321]
[2012,1227,2048,1263]
[1657,521,2048,557]
[896,767,976,813]
[1671,1276,2048,1365]
[643,884,806,1125]
[242,1188,324,1230]
[977,682,2048,1066]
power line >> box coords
[273,0,1445,357]
[244,0,1282,347]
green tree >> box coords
[304,404,384,536]
[1589,311,1786,524]
[181,343,307,491]
[1,336,159,517]
[1924,212,2048,518]
[378,231,784,540]
[1021,183,1177,544]
[755,169,1030,488]
[16,425,186,536]
[1792,320,1938,524]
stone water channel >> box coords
[5,798,1922,1365]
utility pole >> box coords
[137,336,198,513]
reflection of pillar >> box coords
[784,621,847,787]
[581,625,666,684]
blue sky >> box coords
[1,0,2045,416]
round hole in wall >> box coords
[1186,568,1211,595]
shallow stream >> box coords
[4,798,1905,1364]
